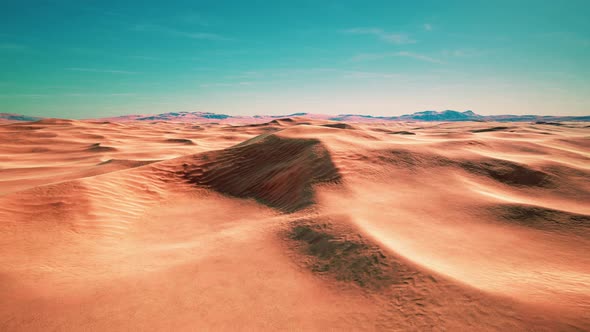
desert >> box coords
[0,116,588,331]
[2,2,589,330]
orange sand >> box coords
[0,118,588,331]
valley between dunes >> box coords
[0,118,589,331]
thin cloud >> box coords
[267,68,402,79]
[107,93,137,96]
[424,23,433,31]
[441,49,484,57]
[63,93,137,97]
[67,48,162,61]
[350,53,388,62]
[82,6,126,18]
[127,55,160,60]
[540,32,589,47]
[396,51,443,63]
[199,82,253,88]
[66,67,139,74]
[225,71,264,79]
[339,70,401,79]
[0,94,49,98]
[342,28,415,44]
[0,43,26,50]
[350,51,443,64]
[0,92,138,98]
[225,68,403,81]
[178,12,210,26]
[132,24,229,41]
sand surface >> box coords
[0,118,588,331]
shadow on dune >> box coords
[535,121,563,126]
[182,133,341,212]
[165,138,195,145]
[86,143,117,152]
[458,159,553,187]
[376,149,555,188]
[288,219,405,288]
[97,159,159,167]
[390,131,416,135]
[487,204,590,237]
[471,126,512,133]
[322,123,355,130]
[32,118,76,126]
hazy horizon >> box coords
[1,1,589,118]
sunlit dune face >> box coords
[0,119,588,331]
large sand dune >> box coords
[0,118,588,331]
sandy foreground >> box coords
[0,118,588,331]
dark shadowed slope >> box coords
[181,133,341,212]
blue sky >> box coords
[1,0,589,118]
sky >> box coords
[1,0,589,118]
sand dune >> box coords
[182,133,341,212]
[0,118,588,331]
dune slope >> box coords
[182,133,341,212]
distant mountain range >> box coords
[93,110,590,123]
[2,110,589,123]
[329,110,590,122]
[0,113,43,122]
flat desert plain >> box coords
[0,118,589,331]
